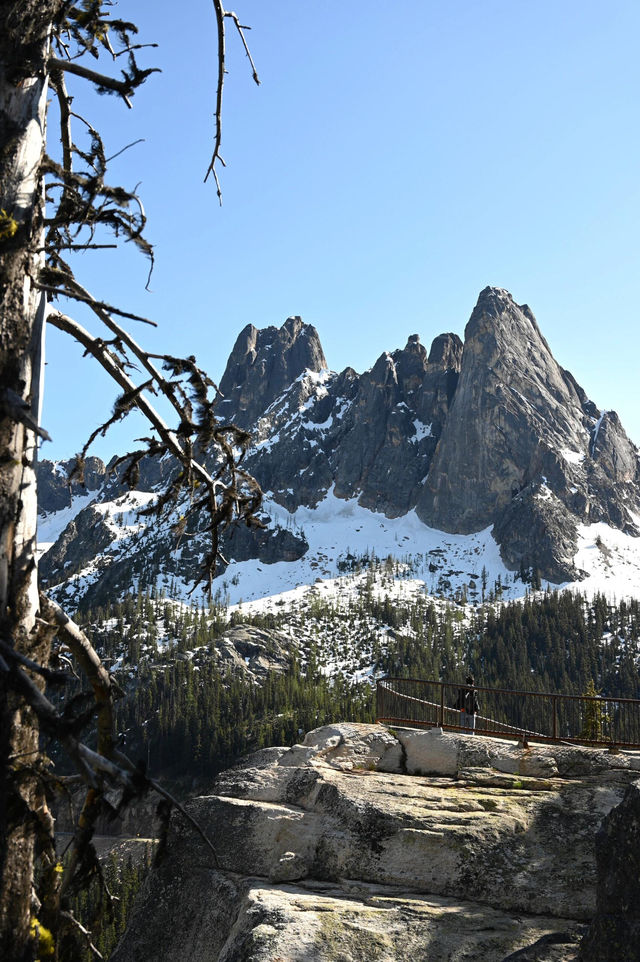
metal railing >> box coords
[376,677,640,748]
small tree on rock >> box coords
[581,679,605,742]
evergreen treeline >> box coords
[70,849,151,961]
[477,592,640,697]
[377,591,640,698]
[118,658,375,781]
[55,586,640,789]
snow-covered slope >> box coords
[37,482,640,613]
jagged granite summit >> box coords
[418,288,640,580]
[37,289,640,607]
[110,723,640,962]
[217,315,328,430]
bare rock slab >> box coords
[112,725,640,962]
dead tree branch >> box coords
[48,56,159,108]
[205,1,260,200]
[224,10,261,85]
[1,596,221,897]
[1,4,262,956]
[47,309,264,589]
[37,280,157,327]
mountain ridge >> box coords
[37,287,640,609]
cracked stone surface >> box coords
[111,724,640,961]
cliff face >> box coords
[416,288,640,580]
[330,333,462,516]
[217,316,328,430]
[37,289,640,606]
[36,456,106,514]
[417,288,591,533]
[578,778,640,962]
[111,724,640,962]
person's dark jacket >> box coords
[454,686,479,714]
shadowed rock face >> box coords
[417,288,628,534]
[412,287,640,579]
[579,778,640,962]
[217,316,328,429]
[36,456,106,514]
[329,332,462,516]
[112,723,640,962]
[230,329,463,518]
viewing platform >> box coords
[376,677,640,749]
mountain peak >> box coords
[218,316,327,428]
[477,284,514,305]
[466,287,549,353]
[418,288,640,575]
[427,332,463,368]
[282,315,303,336]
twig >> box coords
[224,11,261,85]
[0,638,72,684]
[52,274,214,439]
[205,0,227,201]
[36,243,118,251]
[40,594,117,756]
[51,68,73,177]
[148,777,219,866]
[47,311,218,493]
[59,912,105,960]
[204,4,260,198]
[110,748,220,867]
[105,138,145,163]
[50,57,133,107]
[48,56,160,108]
[113,42,159,58]
[36,282,157,327]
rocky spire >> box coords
[417,287,594,534]
[218,316,327,428]
[415,287,640,580]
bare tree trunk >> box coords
[0,3,60,957]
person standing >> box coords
[455,674,479,733]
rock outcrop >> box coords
[111,724,640,962]
[416,288,640,580]
[330,333,462,516]
[417,288,593,534]
[218,316,328,429]
[579,778,640,961]
[36,456,106,514]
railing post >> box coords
[552,695,558,741]
[439,682,445,728]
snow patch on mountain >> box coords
[93,491,157,539]
[37,491,97,555]
[410,419,433,443]
[559,447,585,465]
[37,476,640,614]
[216,487,527,608]
[217,492,640,614]
[570,523,640,599]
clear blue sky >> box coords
[43,0,640,461]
